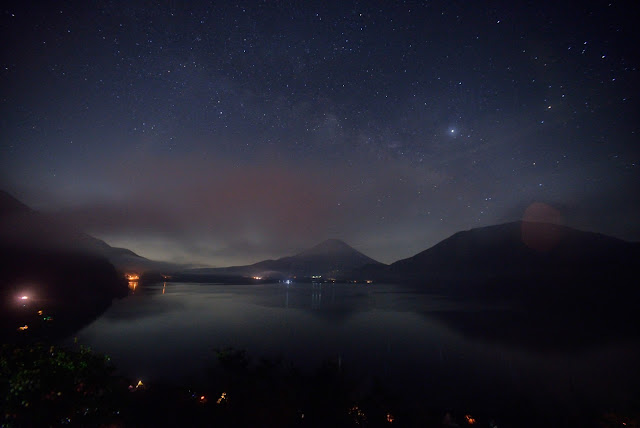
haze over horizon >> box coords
[2,1,638,266]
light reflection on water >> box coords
[68,282,640,414]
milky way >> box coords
[1,1,638,265]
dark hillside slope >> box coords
[0,190,178,273]
[388,221,639,303]
[0,191,129,339]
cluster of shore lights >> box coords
[348,405,366,423]
[16,306,54,331]
[125,273,140,280]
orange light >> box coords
[348,406,366,420]
[465,414,476,425]
[18,325,29,331]
[386,412,394,423]
[128,380,146,392]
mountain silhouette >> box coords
[365,221,640,307]
[390,221,636,273]
[184,238,382,280]
[0,190,178,273]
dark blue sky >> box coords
[1,1,638,265]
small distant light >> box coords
[18,325,29,331]
[450,129,455,133]
[129,379,146,392]
[20,296,29,300]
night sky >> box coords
[1,1,638,266]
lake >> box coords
[66,281,640,424]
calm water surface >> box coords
[68,282,639,417]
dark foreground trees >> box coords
[0,343,124,427]
[2,343,639,427]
